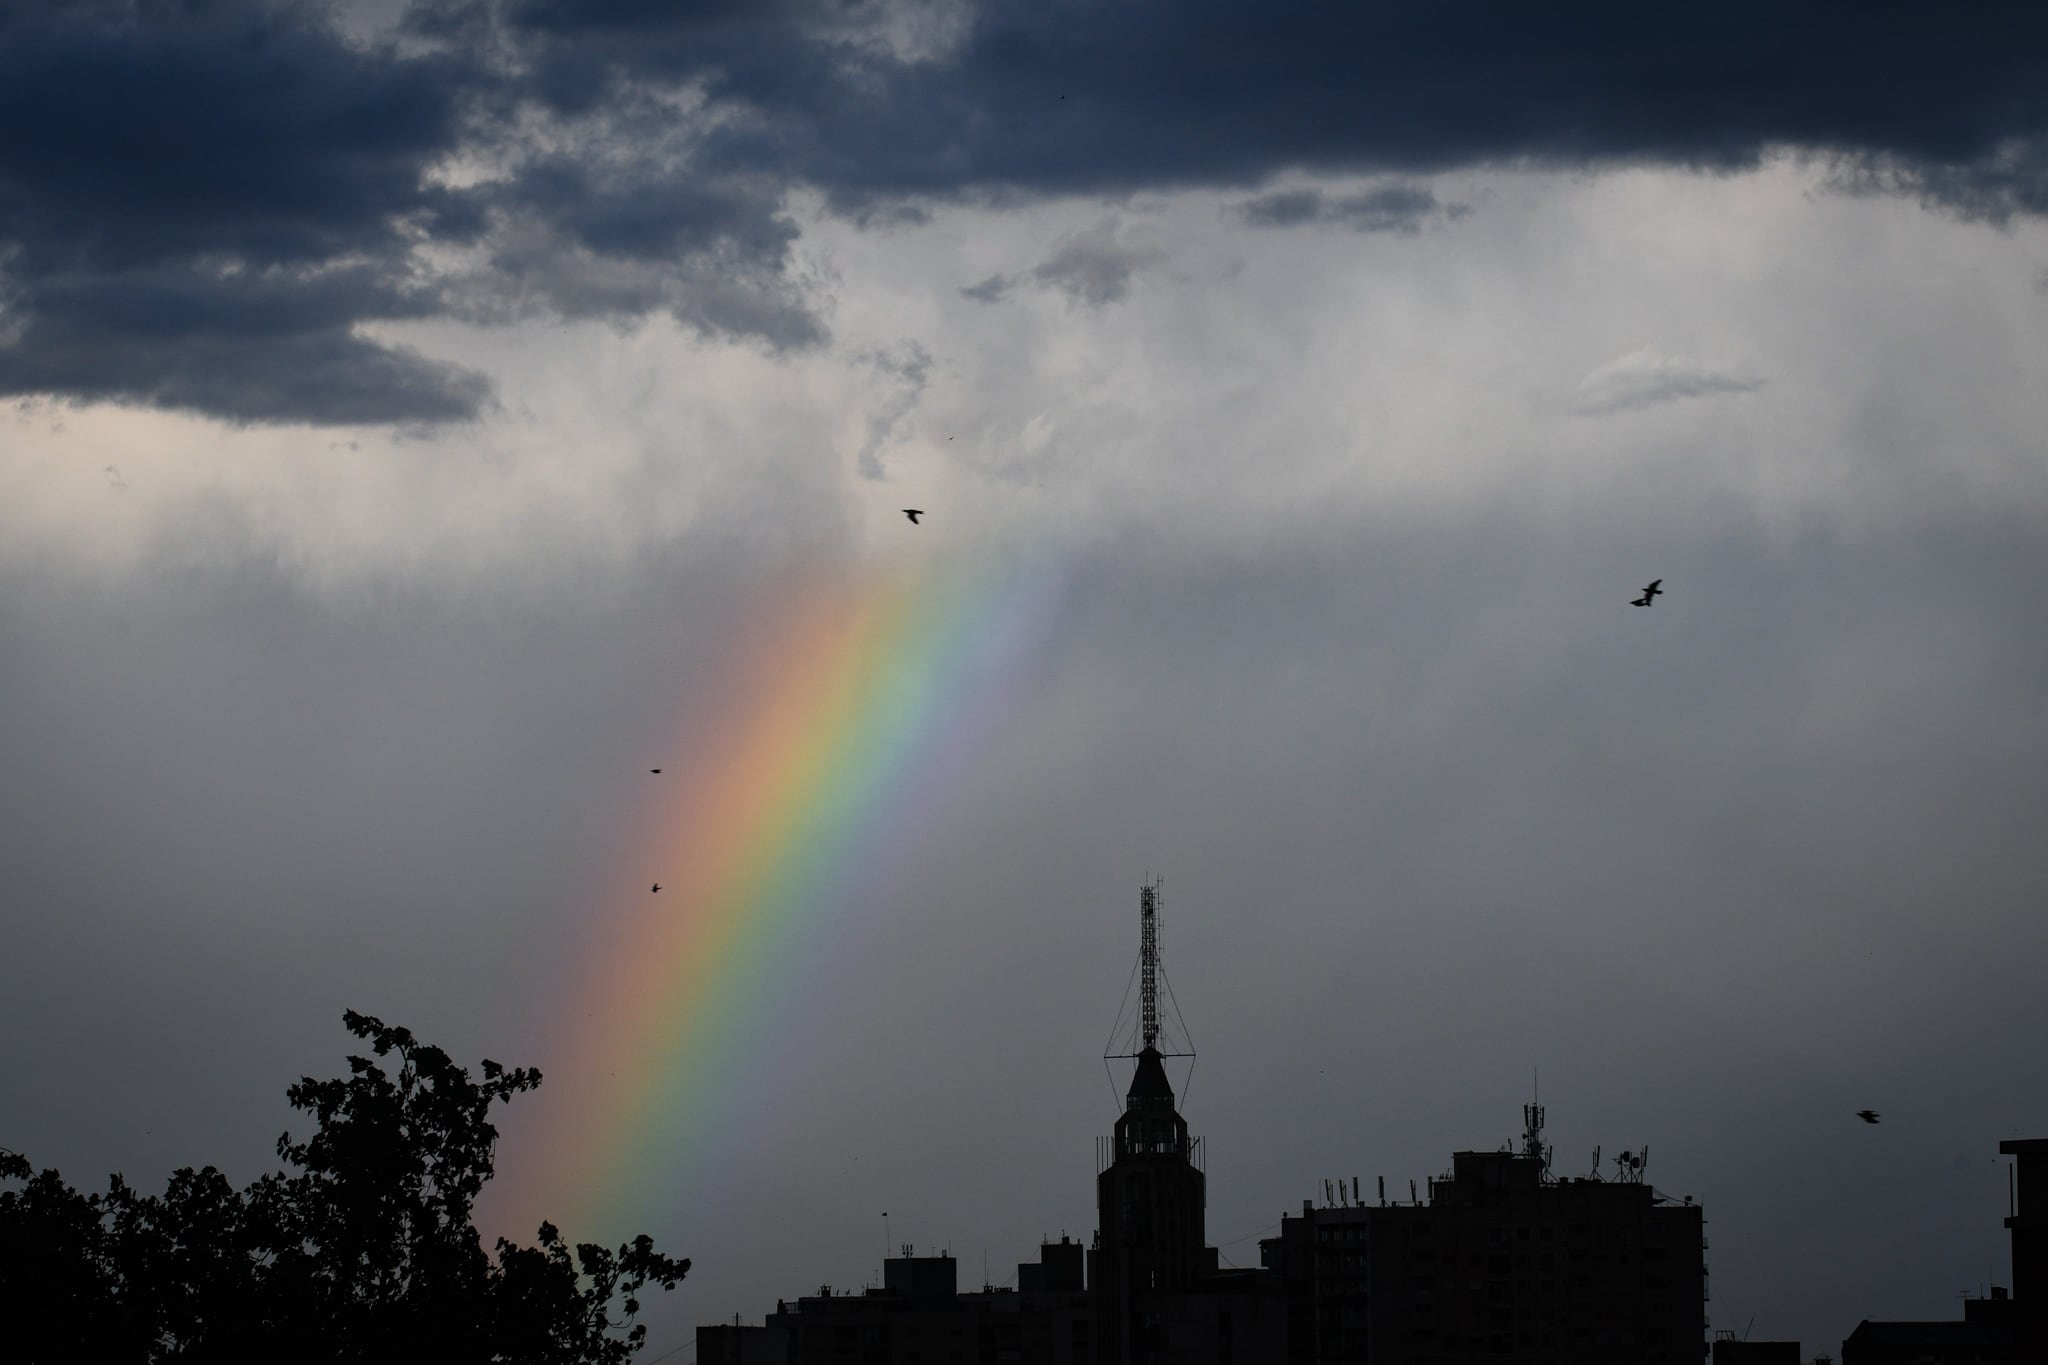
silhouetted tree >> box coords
[0,1011,688,1363]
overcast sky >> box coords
[6,1,2048,1357]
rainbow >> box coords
[505,551,1064,1235]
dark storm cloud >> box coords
[0,5,462,274]
[501,158,794,267]
[1235,185,1468,235]
[0,2,494,423]
[0,262,492,425]
[10,0,2048,424]
[0,0,827,424]
[1827,142,2048,226]
[648,1,2048,219]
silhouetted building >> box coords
[1087,1043,1287,1364]
[1090,1045,1208,1360]
[2001,1138,2047,1362]
[699,1320,793,1365]
[1840,1289,2011,1365]
[736,1242,1097,1365]
[1710,1337,1801,1364]
[1836,1136,2048,1365]
[1261,1139,1705,1363]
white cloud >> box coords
[1569,346,1765,415]
[3,160,2046,590]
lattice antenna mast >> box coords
[1102,876,1193,1111]
[1140,880,1161,1050]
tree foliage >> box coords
[0,1011,688,1363]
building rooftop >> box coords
[1843,1318,2012,1345]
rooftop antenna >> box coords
[1522,1078,1551,1180]
[1103,878,1196,1096]
[1139,880,1161,1050]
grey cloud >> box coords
[1236,184,1469,234]
[450,149,828,349]
[853,340,932,480]
[1570,348,1767,415]
[1027,222,1165,308]
[957,224,1164,309]
[959,273,1015,304]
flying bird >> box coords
[1857,1110,1880,1124]
[650,768,662,774]
[650,883,662,894]
[1631,578,1663,606]
[903,509,924,524]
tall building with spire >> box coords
[1088,879,1285,1364]
[1091,1041,1218,1361]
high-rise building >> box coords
[1090,1044,1217,1360]
[1260,1141,1706,1363]
[1087,1040,1287,1365]
[2001,1138,2047,1361]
